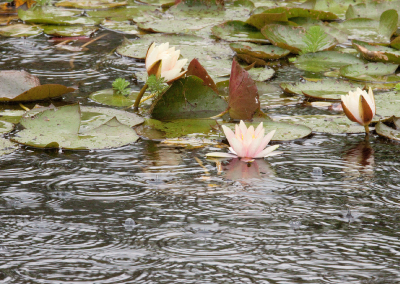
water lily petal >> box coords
[255,129,276,154]
[254,145,280,158]
[206,152,237,158]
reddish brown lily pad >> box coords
[187,58,218,94]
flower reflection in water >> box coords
[343,141,375,180]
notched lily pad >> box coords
[339,62,400,82]
[294,51,366,72]
[212,21,270,44]
[273,115,366,134]
[280,79,364,101]
[352,40,400,64]
[13,104,141,150]
[0,24,42,37]
[261,24,338,54]
[375,121,400,141]
[150,76,228,120]
[0,71,75,102]
[89,88,147,107]
[230,42,290,60]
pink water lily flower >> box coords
[206,121,281,162]
[145,42,187,84]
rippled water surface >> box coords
[1,29,400,284]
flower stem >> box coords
[364,125,370,135]
[133,84,148,112]
[140,92,157,104]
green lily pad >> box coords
[89,88,149,107]
[55,0,127,9]
[346,1,400,23]
[42,25,97,37]
[247,67,275,81]
[13,104,141,150]
[245,12,289,29]
[229,42,290,60]
[235,54,267,67]
[224,120,312,141]
[150,76,228,120]
[0,110,25,124]
[0,138,17,156]
[273,115,366,133]
[374,91,400,120]
[0,24,42,37]
[86,6,158,22]
[100,20,139,35]
[331,9,398,44]
[212,21,270,43]
[301,0,365,18]
[0,120,13,134]
[261,24,338,54]
[375,121,400,141]
[352,39,400,64]
[339,62,400,82]
[262,7,338,20]
[280,79,364,101]
[18,7,102,25]
[0,70,75,102]
[294,51,366,72]
[390,36,400,50]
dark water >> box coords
[1,30,400,284]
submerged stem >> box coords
[364,125,370,135]
[133,84,148,112]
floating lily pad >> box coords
[346,1,400,23]
[262,7,338,20]
[0,138,17,156]
[374,91,400,120]
[229,42,290,60]
[247,67,275,81]
[150,76,228,120]
[235,54,267,67]
[42,25,97,37]
[212,21,270,43]
[331,9,398,43]
[224,120,312,141]
[0,110,25,124]
[273,115,366,133]
[352,40,400,64]
[0,71,75,102]
[13,104,141,150]
[86,6,158,22]
[375,121,400,141]
[294,51,366,72]
[245,12,289,29]
[0,24,42,37]
[0,120,13,134]
[18,7,102,25]
[280,79,364,101]
[55,0,127,9]
[301,0,365,18]
[89,88,148,107]
[339,62,400,82]
[261,24,338,54]
[100,20,139,35]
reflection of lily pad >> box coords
[224,120,312,141]
[150,76,228,120]
[352,40,400,64]
[339,62,400,82]
[261,24,338,54]
[13,105,141,150]
[0,71,75,102]
[55,0,127,9]
[375,121,400,141]
[230,42,290,60]
[280,79,364,101]
[273,115,366,133]
[294,51,366,72]
[0,24,42,37]
[212,21,270,43]
[42,25,97,37]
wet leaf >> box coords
[262,7,338,20]
[89,88,147,107]
[230,42,290,60]
[245,12,288,29]
[352,39,400,64]
[228,59,259,120]
[0,120,14,134]
[0,110,25,124]
[294,51,366,72]
[261,24,338,54]
[100,20,139,35]
[86,6,157,22]
[212,21,270,43]
[247,67,275,82]
[13,104,141,149]
[280,79,364,101]
[375,121,400,141]
[346,1,400,23]
[339,62,400,82]
[55,0,127,9]
[0,23,42,37]
[42,25,97,37]
[150,76,228,120]
[374,91,400,120]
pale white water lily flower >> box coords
[206,120,281,162]
[341,87,376,127]
[145,42,187,83]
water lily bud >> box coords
[341,87,376,126]
[145,42,188,84]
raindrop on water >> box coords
[311,167,323,177]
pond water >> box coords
[1,26,400,284]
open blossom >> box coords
[145,42,187,84]
[341,87,376,126]
[206,121,281,162]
